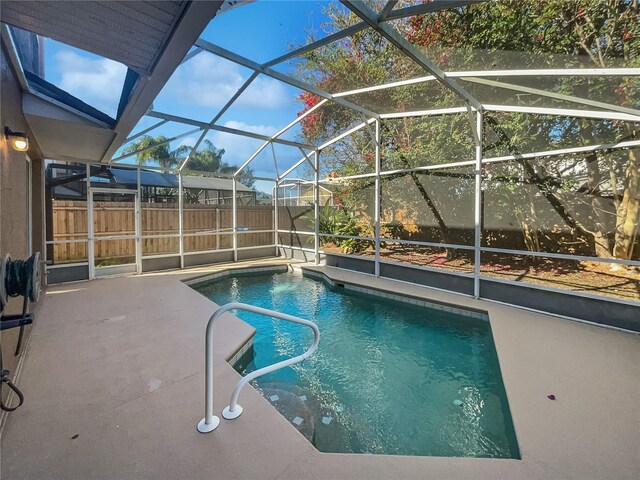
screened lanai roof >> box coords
[0,0,223,162]
[110,0,639,183]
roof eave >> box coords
[99,1,224,163]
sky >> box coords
[41,0,345,192]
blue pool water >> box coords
[194,271,519,458]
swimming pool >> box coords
[193,270,519,458]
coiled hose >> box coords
[0,252,40,411]
[0,252,41,310]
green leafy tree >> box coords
[122,135,179,170]
[123,137,256,189]
[175,139,256,189]
[293,0,639,261]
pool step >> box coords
[255,381,354,451]
[260,386,315,442]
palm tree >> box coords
[179,140,255,188]
[123,136,255,187]
[175,139,233,174]
[122,135,179,170]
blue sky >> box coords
[42,1,342,189]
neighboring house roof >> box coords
[46,164,256,193]
[181,175,254,192]
[110,168,176,189]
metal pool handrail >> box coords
[197,302,320,433]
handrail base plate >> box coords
[222,404,242,420]
[222,405,243,420]
[197,416,221,433]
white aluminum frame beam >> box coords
[234,99,326,176]
[146,110,317,150]
[473,110,482,297]
[383,0,487,21]
[334,74,436,97]
[448,68,640,77]
[111,127,203,163]
[341,0,483,110]
[180,48,202,66]
[210,71,260,125]
[462,77,640,118]
[279,155,311,181]
[180,71,261,171]
[263,23,368,68]
[124,119,168,143]
[270,142,280,179]
[262,2,486,70]
[318,118,376,150]
[333,68,640,98]
[378,1,398,21]
[380,107,468,119]
[273,99,328,140]
[333,71,640,119]
[484,105,640,122]
[194,38,380,120]
[179,129,207,171]
[483,138,640,164]
[100,1,222,163]
[374,118,381,276]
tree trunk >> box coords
[518,194,541,258]
[585,152,614,258]
[407,171,456,259]
[613,148,640,260]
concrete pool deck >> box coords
[1,259,638,479]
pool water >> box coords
[194,271,519,458]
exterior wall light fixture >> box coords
[4,127,29,152]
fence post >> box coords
[179,172,184,269]
[216,208,220,250]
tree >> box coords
[293,0,639,261]
[175,139,256,189]
[404,0,639,261]
[122,135,179,170]
[123,137,256,189]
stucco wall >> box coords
[1,40,44,413]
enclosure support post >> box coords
[274,179,279,256]
[178,172,184,269]
[374,119,381,277]
[473,110,483,298]
[232,177,238,262]
[314,150,320,264]
[135,167,142,274]
[87,165,95,280]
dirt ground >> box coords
[320,243,640,301]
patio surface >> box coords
[1,258,638,480]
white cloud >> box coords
[235,76,289,109]
[222,120,278,137]
[163,54,289,109]
[176,135,200,149]
[54,50,127,117]
[209,121,278,171]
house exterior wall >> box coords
[1,40,45,414]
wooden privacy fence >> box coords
[52,200,275,263]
